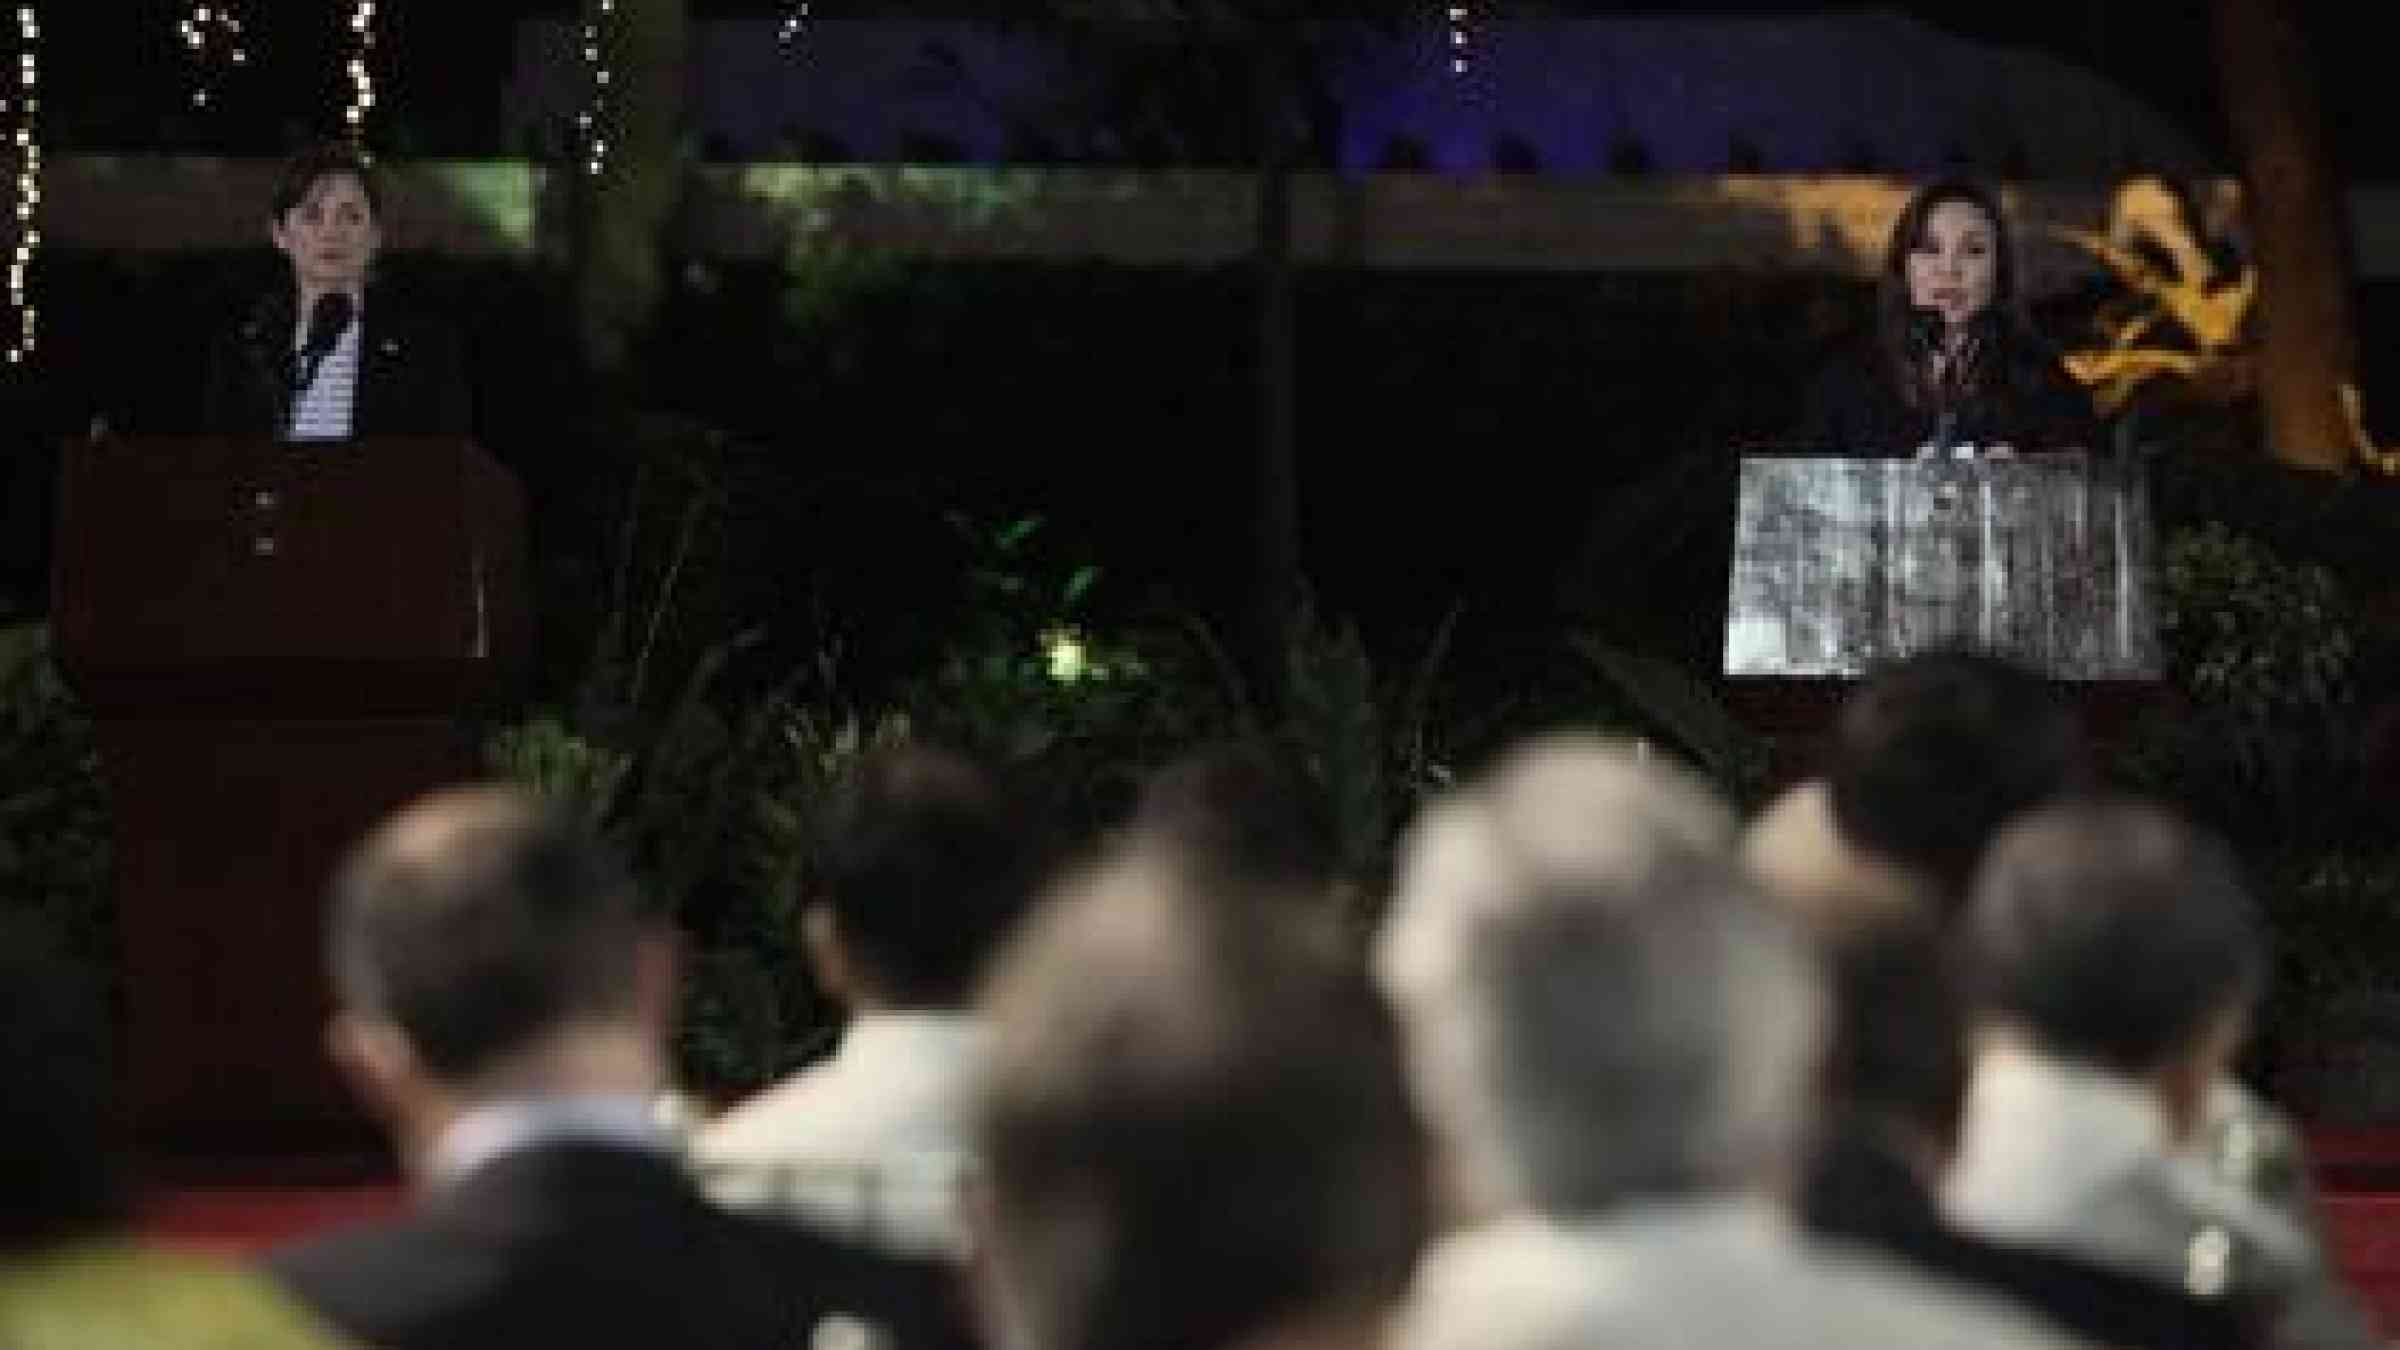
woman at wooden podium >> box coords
[1798,180,2095,459]
[203,142,470,444]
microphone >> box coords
[291,292,355,396]
[1904,305,1946,366]
[1908,304,1997,410]
[1906,305,1972,458]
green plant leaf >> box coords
[996,515,1045,551]
[1569,634,1763,800]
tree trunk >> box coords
[1247,20,1302,714]
[575,0,688,378]
[2212,0,2356,472]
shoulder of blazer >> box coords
[229,289,293,357]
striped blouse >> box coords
[288,304,364,442]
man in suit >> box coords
[1743,662,2261,1347]
[1794,912,2261,1348]
[1376,735,2086,1350]
[266,784,975,1350]
[973,843,1430,1350]
[1748,649,2352,1345]
[693,743,1039,1260]
[203,142,469,442]
[1948,797,2377,1349]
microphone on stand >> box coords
[1908,306,1965,460]
[1910,305,2003,459]
[1905,305,1947,373]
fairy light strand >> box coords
[7,3,37,364]
[343,0,377,139]
[577,0,614,177]
[178,2,247,110]
[778,0,811,57]
[1445,4,1472,77]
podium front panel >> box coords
[47,436,525,1168]
[53,436,524,715]
[1723,456,2161,680]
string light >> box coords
[777,0,811,58]
[178,2,246,111]
[342,0,377,139]
[179,4,244,110]
[1445,4,1473,77]
[177,3,248,109]
[579,0,614,177]
[7,3,36,364]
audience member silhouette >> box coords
[267,785,977,1350]
[0,915,350,1350]
[975,844,1429,1350]
[695,742,1040,1260]
[1951,798,2374,1348]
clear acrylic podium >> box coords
[1723,453,2161,681]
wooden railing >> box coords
[40,158,2400,282]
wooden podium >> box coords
[1722,453,2161,775]
[51,436,527,1169]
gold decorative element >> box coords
[2055,178,2256,417]
[2340,383,2400,476]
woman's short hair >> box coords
[270,142,384,222]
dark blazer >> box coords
[1800,1125,2267,1350]
[1797,338,2097,458]
[265,1142,981,1350]
[203,285,471,441]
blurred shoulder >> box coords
[0,1240,356,1350]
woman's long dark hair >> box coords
[1875,180,2047,415]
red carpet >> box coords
[2322,1193,2400,1337]
[138,1184,406,1256]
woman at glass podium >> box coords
[1799,180,2096,459]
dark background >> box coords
[45,4,2376,173]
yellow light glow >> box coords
[1042,628,1090,684]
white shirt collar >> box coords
[290,292,366,344]
[1946,1040,2172,1234]
[832,1009,985,1063]
[426,1094,671,1186]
